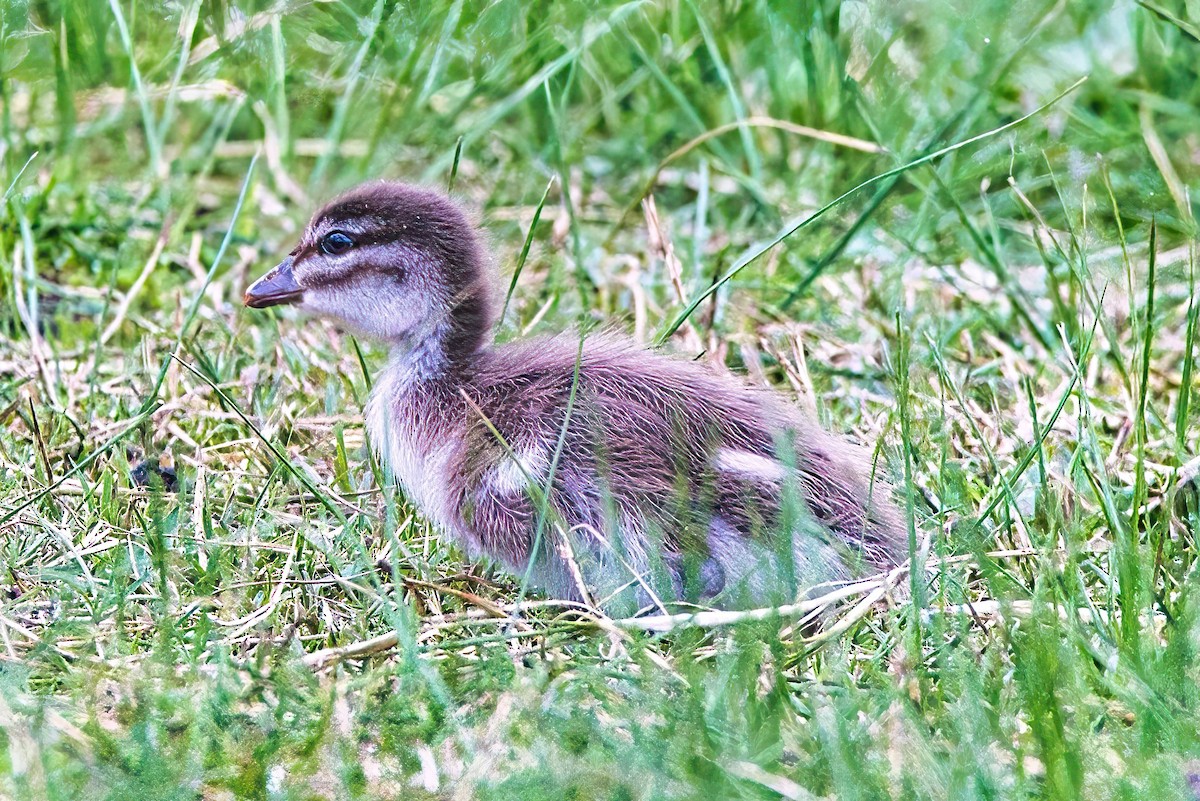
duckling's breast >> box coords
[365,365,467,544]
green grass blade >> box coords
[500,177,554,327]
[657,77,1088,343]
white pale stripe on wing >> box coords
[488,441,550,495]
[714,448,789,482]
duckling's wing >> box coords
[467,335,905,580]
[573,336,907,578]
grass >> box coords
[1,0,1199,798]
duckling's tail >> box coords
[796,427,911,573]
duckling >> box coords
[246,181,906,611]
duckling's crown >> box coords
[311,181,483,283]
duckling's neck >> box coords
[390,328,453,386]
[389,292,493,387]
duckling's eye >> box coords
[320,231,355,255]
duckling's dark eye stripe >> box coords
[293,260,399,289]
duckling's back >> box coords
[431,334,906,610]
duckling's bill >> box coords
[245,257,303,308]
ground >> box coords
[0,0,1199,799]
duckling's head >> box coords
[246,181,494,361]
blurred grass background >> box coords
[1,0,1199,798]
